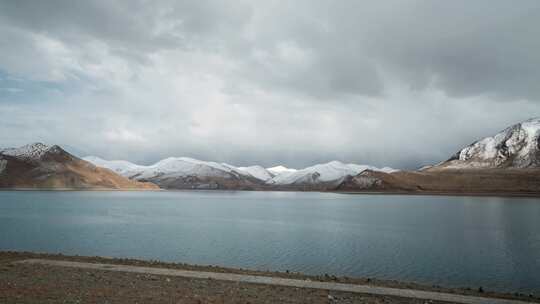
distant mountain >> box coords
[267,161,397,189]
[432,118,540,170]
[84,156,396,190]
[83,156,264,190]
[0,143,158,190]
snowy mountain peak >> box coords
[438,117,540,169]
[267,165,297,175]
[84,156,253,183]
[149,157,242,177]
[0,143,56,160]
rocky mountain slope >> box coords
[0,143,158,190]
[430,118,540,170]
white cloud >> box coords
[0,0,539,168]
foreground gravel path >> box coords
[14,259,534,304]
[0,259,438,304]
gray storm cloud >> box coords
[0,0,539,169]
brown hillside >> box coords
[0,144,158,190]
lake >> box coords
[1,190,539,293]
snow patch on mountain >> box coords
[238,165,273,181]
[0,159,7,174]
[267,165,297,175]
[0,143,54,160]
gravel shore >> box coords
[1,251,537,304]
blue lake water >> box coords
[0,190,539,293]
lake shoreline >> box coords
[1,187,540,198]
[1,251,537,303]
[338,190,540,198]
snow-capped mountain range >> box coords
[83,155,396,189]
[433,118,540,169]
[4,117,540,191]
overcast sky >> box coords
[1,0,539,169]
